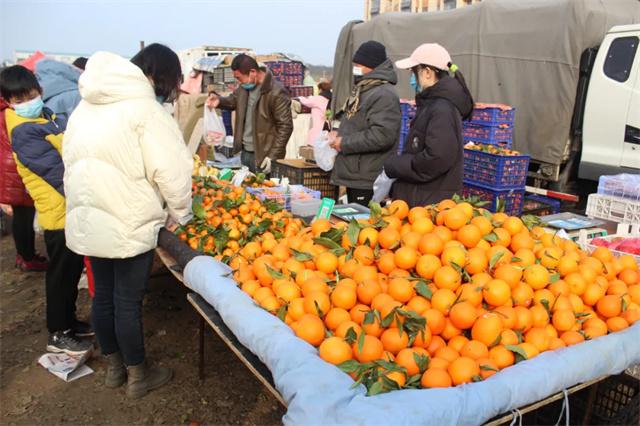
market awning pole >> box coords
[525,186,580,203]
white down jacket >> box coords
[63,51,192,258]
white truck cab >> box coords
[580,24,640,179]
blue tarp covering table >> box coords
[182,256,640,425]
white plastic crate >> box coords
[586,193,640,224]
[579,224,640,262]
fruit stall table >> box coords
[155,230,639,425]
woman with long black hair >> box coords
[384,43,474,207]
[62,44,192,398]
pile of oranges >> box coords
[176,176,304,257]
[227,198,640,394]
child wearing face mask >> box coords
[384,44,474,207]
[0,65,93,356]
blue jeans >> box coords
[90,251,154,366]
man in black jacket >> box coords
[329,41,401,206]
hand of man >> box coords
[329,136,342,152]
[206,93,220,110]
[260,157,272,174]
[0,204,13,216]
[165,217,179,232]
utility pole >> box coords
[139,40,145,51]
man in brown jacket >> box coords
[207,54,293,173]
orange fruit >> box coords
[350,304,370,324]
[433,226,454,243]
[412,324,433,349]
[395,247,418,270]
[448,357,480,385]
[412,217,435,235]
[335,320,362,338]
[499,329,519,346]
[512,249,537,268]
[616,270,639,285]
[493,228,512,248]
[311,219,331,237]
[447,335,470,353]
[607,280,628,296]
[511,233,535,253]
[319,336,353,365]
[435,346,459,363]
[418,233,445,256]
[324,308,351,330]
[353,265,378,283]
[444,207,468,231]
[380,328,409,355]
[460,340,489,360]
[560,330,585,346]
[478,357,499,379]
[381,370,406,388]
[483,279,512,307]
[295,314,326,346]
[596,295,622,318]
[428,357,450,370]
[434,265,462,291]
[513,306,533,332]
[518,342,540,359]
[362,314,383,338]
[431,289,457,314]
[471,314,503,347]
[378,227,401,250]
[565,272,587,296]
[582,318,607,338]
[591,246,614,264]
[395,348,429,376]
[502,217,524,236]
[441,246,467,269]
[622,308,640,325]
[524,327,550,352]
[423,309,446,335]
[523,265,550,290]
[606,316,629,332]
[408,206,429,224]
[494,306,517,329]
[358,227,379,248]
[352,335,384,362]
[377,253,396,275]
[551,308,575,331]
[457,224,483,248]
[389,200,410,220]
[548,337,566,350]
[486,245,513,267]
[416,254,442,280]
[441,318,462,341]
[371,293,394,312]
[533,289,556,308]
[557,257,579,277]
[457,283,484,307]
[388,277,415,303]
[288,298,307,321]
[449,301,478,330]
[315,252,338,274]
[529,305,550,328]
[494,264,523,289]
[331,285,357,310]
[356,279,382,305]
[275,281,302,303]
[354,245,375,266]
[466,247,489,275]
[407,295,431,314]
[421,368,452,388]
[489,345,515,369]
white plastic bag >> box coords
[372,169,396,203]
[231,167,252,187]
[313,131,338,172]
[203,108,226,146]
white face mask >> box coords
[352,66,364,76]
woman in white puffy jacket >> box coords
[62,44,192,399]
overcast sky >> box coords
[0,0,364,65]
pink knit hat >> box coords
[395,43,452,71]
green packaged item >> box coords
[314,198,335,221]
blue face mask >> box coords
[409,74,421,94]
[241,83,256,91]
[13,96,44,118]
[156,95,166,104]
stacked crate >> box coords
[397,101,416,154]
[462,104,529,216]
[264,61,312,113]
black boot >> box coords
[126,361,173,399]
[104,352,126,388]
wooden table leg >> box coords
[199,315,205,382]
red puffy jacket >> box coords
[0,99,33,206]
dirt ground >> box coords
[0,229,285,426]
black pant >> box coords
[12,205,35,260]
[241,150,257,174]
[90,251,154,366]
[347,188,374,207]
[44,230,84,333]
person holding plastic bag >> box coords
[384,44,473,207]
[329,41,401,207]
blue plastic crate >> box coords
[523,195,561,216]
[463,148,530,189]
[463,123,513,145]
[598,174,640,201]
[470,106,515,126]
[462,180,525,216]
